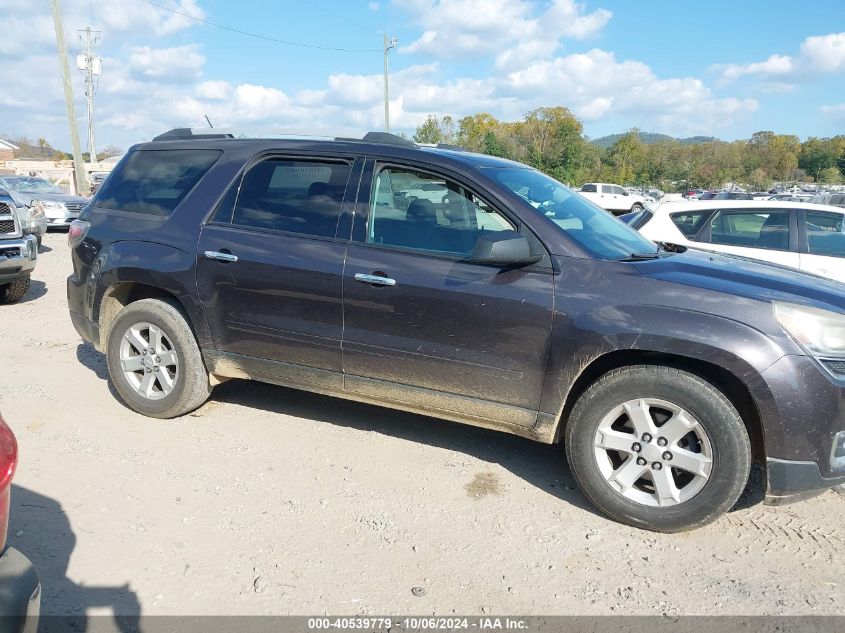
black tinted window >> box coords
[710,210,790,251]
[233,159,351,238]
[95,149,220,216]
[806,211,845,257]
[581,184,597,193]
[670,211,710,238]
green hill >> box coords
[590,132,718,149]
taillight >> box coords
[68,219,90,248]
[0,415,18,551]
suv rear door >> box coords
[196,154,362,388]
[340,159,554,427]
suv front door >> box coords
[341,161,555,427]
[196,155,362,389]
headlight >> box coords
[773,301,845,357]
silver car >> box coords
[0,176,89,231]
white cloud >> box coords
[820,103,845,120]
[401,0,610,64]
[128,45,205,81]
[196,80,232,100]
[717,32,845,82]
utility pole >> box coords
[49,0,87,195]
[77,26,101,162]
[383,34,398,132]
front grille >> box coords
[65,202,86,211]
[0,219,15,234]
[0,202,11,214]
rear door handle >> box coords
[354,273,396,286]
[204,250,238,263]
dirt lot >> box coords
[1,232,843,617]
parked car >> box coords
[578,183,647,215]
[810,192,845,208]
[714,191,753,200]
[0,176,89,231]
[89,172,110,196]
[0,189,45,248]
[626,199,845,283]
[0,190,37,304]
[0,414,41,630]
[697,191,717,200]
[67,129,845,532]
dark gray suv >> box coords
[66,129,845,532]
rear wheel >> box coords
[106,298,212,418]
[0,278,30,304]
[630,203,644,212]
[565,365,750,532]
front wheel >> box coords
[565,365,750,532]
[106,298,212,418]
[630,203,644,212]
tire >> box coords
[0,278,30,304]
[106,298,212,418]
[565,365,750,532]
[631,203,644,212]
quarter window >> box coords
[94,149,221,216]
[670,211,711,239]
[806,211,845,257]
[233,158,351,238]
[709,210,790,251]
[368,167,514,255]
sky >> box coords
[1,0,844,153]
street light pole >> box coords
[383,34,398,133]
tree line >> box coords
[412,107,845,191]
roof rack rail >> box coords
[435,143,466,151]
[361,131,415,147]
[152,128,236,141]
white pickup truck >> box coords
[578,183,647,216]
[0,188,37,304]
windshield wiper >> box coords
[614,252,661,262]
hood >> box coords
[11,190,89,207]
[632,248,845,314]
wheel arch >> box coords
[553,349,766,466]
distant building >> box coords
[0,139,19,162]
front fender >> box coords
[540,304,794,450]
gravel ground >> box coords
[1,232,843,617]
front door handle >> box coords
[204,250,238,263]
[354,272,396,286]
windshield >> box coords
[1,177,64,194]
[485,167,658,260]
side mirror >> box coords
[467,233,543,267]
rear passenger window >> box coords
[233,158,351,238]
[368,167,514,255]
[806,211,845,257]
[709,210,790,251]
[670,211,710,239]
[95,149,220,216]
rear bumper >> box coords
[0,237,36,283]
[0,547,40,633]
[68,310,100,350]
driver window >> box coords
[368,167,515,255]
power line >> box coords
[138,0,381,52]
[308,1,378,36]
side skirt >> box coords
[212,352,558,443]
